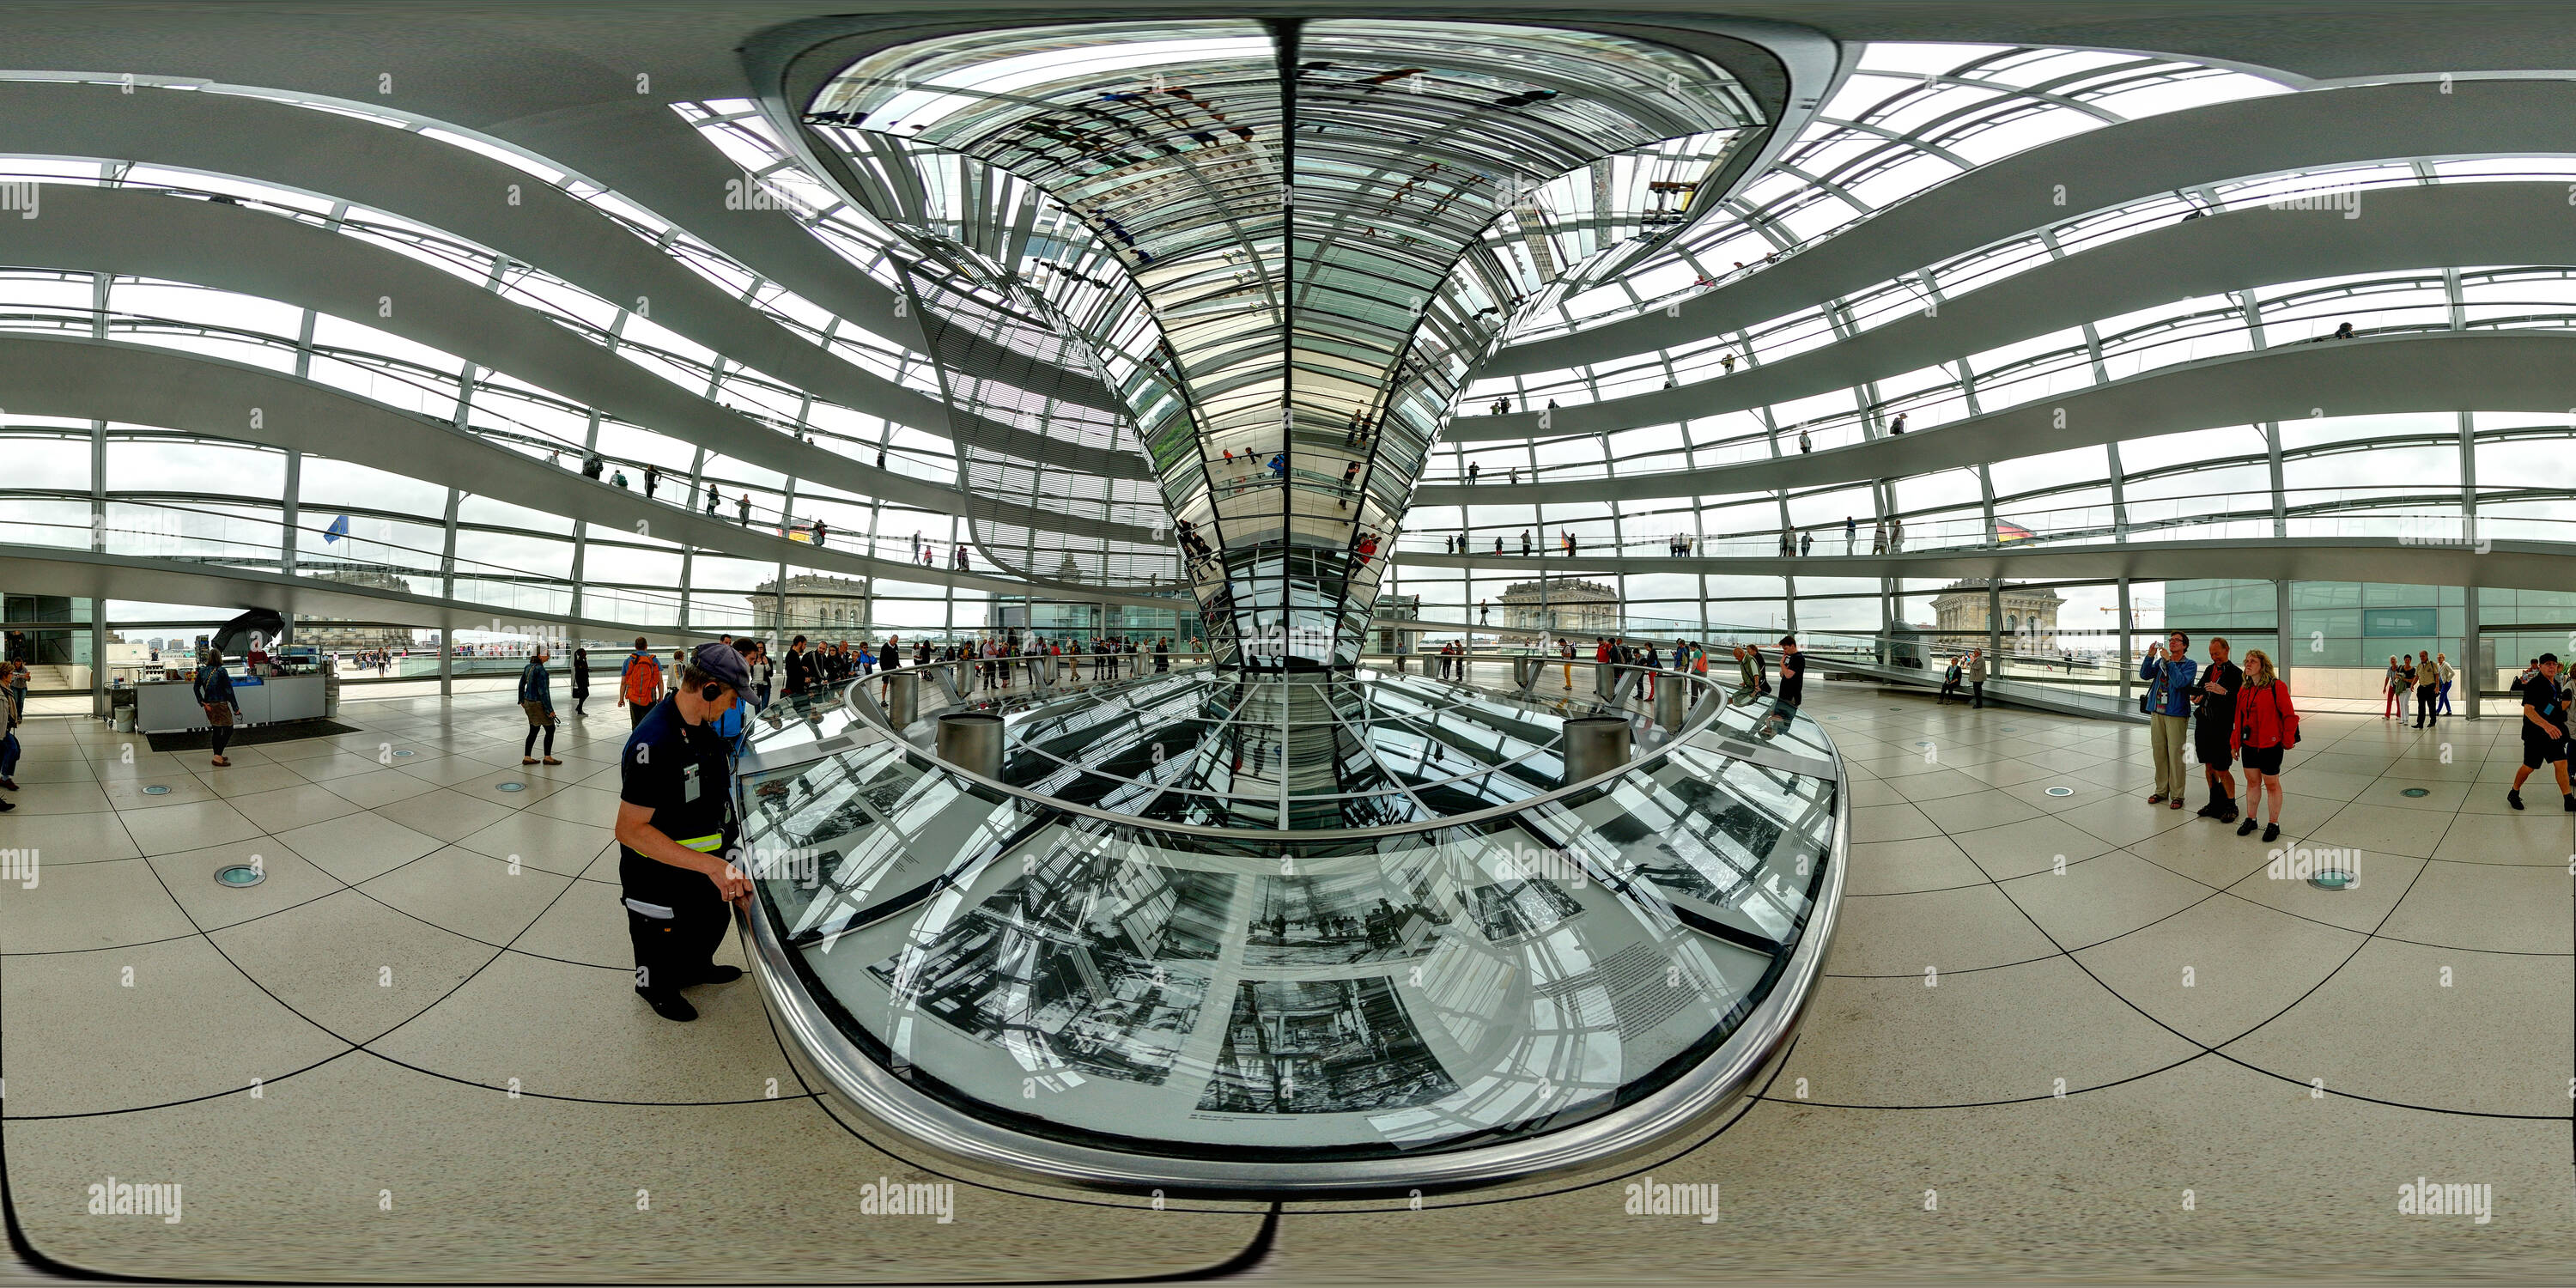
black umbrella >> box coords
[210,608,289,656]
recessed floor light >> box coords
[215,864,264,888]
[141,784,171,795]
[2399,787,2429,798]
[2044,786,2075,797]
[2306,868,2357,891]
[495,781,527,793]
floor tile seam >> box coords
[1824,852,2245,979]
[125,840,468,1029]
[1942,843,2567,1121]
[177,758,325,792]
[2413,853,2576,868]
[418,837,606,884]
[0,860,384,1121]
[2000,840,2539,1108]
[1950,811,2133,858]
[0,1045,372,1122]
[337,1040,830,1109]
[2346,933,2574,958]
[1838,846,2125,900]
[117,829,543,1074]
[1752,1046,2228,1111]
[2136,849,2520,950]
[324,826,614,1057]
[3,830,479,957]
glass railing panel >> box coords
[1536,746,1831,948]
[777,809,1780,1157]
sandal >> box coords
[541,756,562,766]
[521,756,538,765]
[210,756,229,768]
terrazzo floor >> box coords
[1,673,2566,1282]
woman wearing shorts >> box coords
[2231,648,2298,842]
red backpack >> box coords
[621,652,662,706]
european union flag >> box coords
[324,514,350,544]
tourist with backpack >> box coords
[619,635,665,728]
[2230,648,2298,841]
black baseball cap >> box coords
[691,642,753,702]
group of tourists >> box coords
[2139,633,2299,841]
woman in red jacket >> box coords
[2231,647,2298,842]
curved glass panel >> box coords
[737,667,1838,1176]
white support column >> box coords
[2275,579,2294,691]
[2117,578,2134,707]
[2264,422,2287,538]
[90,252,112,719]
[774,474,798,651]
[2461,580,2480,720]
[1985,581,2003,671]
[2456,409,2477,530]
[89,414,107,717]
[280,448,301,577]
[568,410,599,623]
[677,446,706,631]
[438,487,459,699]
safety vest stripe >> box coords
[678,833,725,854]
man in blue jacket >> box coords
[519,646,560,765]
[2140,632,2198,810]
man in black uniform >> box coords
[2190,637,2243,823]
[2506,653,2573,811]
[616,641,756,1022]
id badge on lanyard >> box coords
[682,762,702,804]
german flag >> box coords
[1994,519,2036,544]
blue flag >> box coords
[324,514,349,544]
